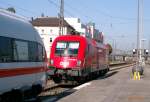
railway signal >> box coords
[133,49,137,55]
[144,49,148,55]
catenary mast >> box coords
[136,0,144,74]
[59,0,64,35]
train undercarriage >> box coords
[0,84,42,102]
[48,67,109,85]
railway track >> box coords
[110,62,135,71]
[38,80,77,102]
[37,62,134,102]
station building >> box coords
[31,17,74,59]
[31,17,104,59]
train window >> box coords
[55,41,79,56]
[13,40,28,61]
[28,42,44,62]
[68,43,79,49]
[68,42,79,55]
[56,42,67,49]
[55,42,67,55]
[38,44,43,61]
[28,42,38,61]
[0,36,45,62]
[0,36,13,62]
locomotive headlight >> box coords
[50,59,54,65]
[77,60,81,66]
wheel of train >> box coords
[53,76,62,83]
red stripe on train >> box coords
[0,66,46,78]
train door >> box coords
[34,43,47,86]
[14,40,37,84]
[98,48,104,70]
[85,44,91,73]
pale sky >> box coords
[0,0,150,51]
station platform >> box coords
[58,65,150,102]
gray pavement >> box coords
[57,65,150,102]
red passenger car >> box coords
[48,35,109,84]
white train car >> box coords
[0,9,47,101]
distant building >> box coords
[86,22,104,43]
[65,18,104,43]
[31,17,104,58]
[65,18,91,38]
[31,17,74,59]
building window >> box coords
[50,29,53,33]
[78,19,80,23]
[42,29,44,33]
[50,38,52,42]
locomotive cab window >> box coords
[55,41,79,56]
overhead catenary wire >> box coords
[47,0,75,17]
[64,1,94,21]
[68,0,136,21]
[1,0,147,24]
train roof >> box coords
[0,9,43,44]
[54,35,86,41]
[53,35,106,48]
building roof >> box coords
[31,17,73,28]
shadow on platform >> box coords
[97,71,118,80]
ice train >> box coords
[0,9,47,101]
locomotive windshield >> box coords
[55,41,79,56]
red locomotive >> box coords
[48,35,109,84]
